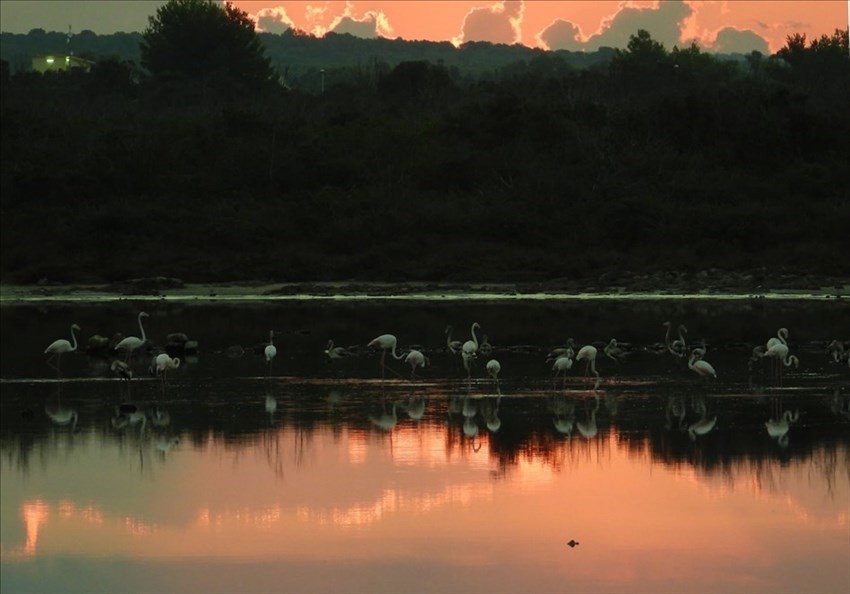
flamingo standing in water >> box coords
[445,325,463,355]
[761,342,799,385]
[264,330,277,376]
[552,355,573,390]
[688,350,716,379]
[575,344,601,387]
[368,334,405,379]
[44,323,80,377]
[663,322,688,357]
[461,322,481,378]
[114,312,149,362]
[153,353,181,390]
[404,349,429,379]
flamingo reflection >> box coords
[552,395,576,436]
[576,393,600,439]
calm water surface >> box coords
[1,298,849,594]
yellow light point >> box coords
[45,56,54,64]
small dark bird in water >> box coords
[567,540,579,548]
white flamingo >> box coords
[688,350,716,378]
[766,327,789,351]
[264,330,277,375]
[44,323,80,376]
[404,349,429,378]
[368,334,405,379]
[486,359,501,390]
[461,322,481,378]
[576,344,601,386]
[552,355,573,389]
[114,312,149,361]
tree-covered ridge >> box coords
[1,18,848,285]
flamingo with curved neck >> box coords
[114,312,149,361]
[44,323,80,376]
[368,334,405,379]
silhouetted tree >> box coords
[140,0,276,92]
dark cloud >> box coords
[539,0,693,52]
[332,15,379,39]
[460,1,522,45]
[538,19,583,51]
[585,0,692,50]
[257,16,290,34]
[711,27,769,54]
[255,7,294,34]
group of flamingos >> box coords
[44,312,848,388]
[360,321,819,388]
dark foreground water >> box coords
[1,297,849,594]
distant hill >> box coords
[1,29,753,83]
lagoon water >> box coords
[1,296,849,593]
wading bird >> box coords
[44,323,80,377]
[114,312,149,361]
[688,350,716,379]
[368,334,405,379]
[445,326,463,355]
[264,330,277,376]
[576,344,601,386]
[404,349,429,379]
[663,322,688,357]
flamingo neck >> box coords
[470,323,479,348]
[69,325,78,351]
[138,314,147,343]
[391,340,404,360]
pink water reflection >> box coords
[1,424,848,593]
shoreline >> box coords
[1,273,848,304]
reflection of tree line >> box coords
[2,376,848,478]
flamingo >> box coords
[324,339,353,362]
[552,355,573,389]
[479,334,493,357]
[461,322,481,378]
[368,334,405,378]
[114,312,149,361]
[575,344,600,386]
[264,330,277,375]
[766,328,789,351]
[546,338,575,363]
[153,353,180,389]
[603,338,625,361]
[404,349,429,378]
[761,342,799,384]
[111,359,133,381]
[663,322,688,357]
[688,350,716,378]
[486,358,501,381]
[445,325,463,355]
[44,323,80,376]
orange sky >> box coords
[0,1,845,54]
[236,0,849,54]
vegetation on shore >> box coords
[1,0,848,285]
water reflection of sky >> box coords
[2,422,848,594]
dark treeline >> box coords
[1,26,848,284]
